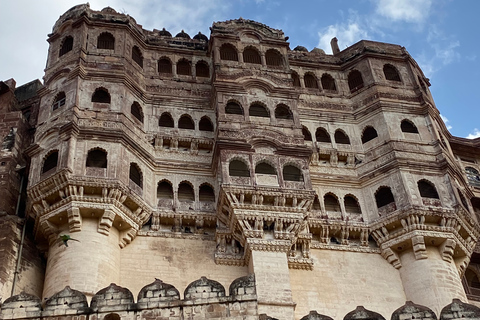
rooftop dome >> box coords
[294,45,308,52]
[311,47,326,54]
[175,30,190,39]
[158,28,172,37]
[193,32,208,41]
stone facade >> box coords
[2,3,480,319]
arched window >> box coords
[97,32,115,50]
[199,116,214,131]
[283,165,303,182]
[159,113,174,127]
[292,72,301,88]
[243,47,261,64]
[229,160,250,177]
[129,163,142,188]
[302,126,312,141]
[178,182,194,202]
[465,269,480,289]
[199,184,215,202]
[225,101,243,115]
[334,130,350,145]
[104,313,120,320]
[321,74,336,91]
[383,64,401,82]
[361,126,378,144]
[344,195,361,214]
[131,102,143,123]
[324,193,340,212]
[157,180,173,199]
[220,44,238,61]
[91,88,111,103]
[178,115,194,129]
[466,167,480,186]
[59,36,73,56]
[42,151,58,174]
[304,73,318,89]
[400,120,419,133]
[52,92,66,111]
[158,58,172,74]
[348,70,364,93]
[249,103,269,118]
[316,127,331,143]
[275,104,293,120]
[86,149,107,168]
[177,59,191,76]
[132,46,143,68]
[375,186,395,208]
[255,162,276,175]
[196,61,209,78]
[418,180,439,199]
[265,49,283,67]
[312,196,321,210]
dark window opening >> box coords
[265,49,283,67]
[226,101,243,115]
[375,187,395,208]
[313,196,321,210]
[344,195,361,214]
[52,92,66,111]
[132,46,143,68]
[465,269,480,289]
[334,130,350,145]
[292,72,301,87]
[401,120,419,133]
[131,102,144,123]
[361,126,378,144]
[321,74,336,91]
[199,117,214,131]
[249,104,269,118]
[418,180,439,199]
[316,127,331,143]
[220,44,238,61]
[229,160,250,177]
[178,182,194,201]
[97,32,115,50]
[302,127,312,141]
[159,113,174,127]
[59,36,73,56]
[255,162,276,175]
[177,59,191,76]
[157,181,173,199]
[348,70,364,93]
[243,47,261,64]
[199,184,215,202]
[86,149,107,168]
[304,73,318,89]
[275,104,293,120]
[196,61,209,78]
[158,58,172,74]
[324,194,340,211]
[129,163,142,188]
[42,151,58,173]
[383,64,401,82]
[178,115,194,129]
[283,165,303,182]
[92,88,111,103]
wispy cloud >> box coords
[374,0,432,23]
[318,12,368,54]
[466,129,480,139]
[440,114,452,131]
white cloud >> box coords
[467,129,480,139]
[318,18,368,54]
[440,114,452,131]
[374,0,432,23]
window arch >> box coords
[86,148,107,168]
[129,163,142,188]
[466,167,480,186]
[159,112,174,127]
[91,87,111,103]
[220,43,238,61]
[344,195,361,214]
[131,102,144,123]
[304,73,318,89]
[418,180,439,199]
[104,313,120,320]
[292,72,301,88]
[42,151,59,174]
[229,160,250,177]
[249,103,269,118]
[243,47,261,64]
[199,184,215,202]
[312,195,321,211]
[97,32,115,50]
[334,129,350,145]
[324,193,340,212]
[157,180,173,199]
[265,49,283,67]
[178,114,194,129]
[178,182,194,202]
[400,120,419,133]
[321,73,336,91]
[199,116,214,131]
[196,61,209,78]
[465,269,480,289]
[383,64,401,82]
[225,101,244,115]
[361,126,378,144]
[302,126,312,141]
[132,46,143,68]
[255,162,276,175]
[316,127,331,143]
[158,57,172,74]
[59,36,73,56]
[52,92,66,111]
[275,104,293,120]
[348,70,364,93]
[283,165,303,182]
[177,59,191,76]
[375,186,395,208]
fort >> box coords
[1,3,480,319]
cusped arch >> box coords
[220,43,238,61]
[229,159,250,177]
[158,57,172,74]
[383,64,401,82]
[159,112,174,127]
[177,58,192,76]
[324,193,340,212]
[199,183,215,202]
[42,150,59,174]
[275,104,293,120]
[302,126,312,141]
[92,87,111,103]
[59,36,73,56]
[52,91,66,110]
[344,194,361,214]
[283,164,303,182]
[157,179,174,199]
[361,126,378,144]
[255,161,276,175]
[131,45,143,68]
[196,60,210,78]
[265,48,283,67]
[178,180,195,202]
[375,186,395,208]
[225,100,244,115]
[316,127,331,143]
[417,179,439,199]
[304,72,319,89]
[129,162,143,189]
[334,129,350,145]
[243,46,261,64]
[348,70,364,93]
[199,116,214,131]
[321,73,336,91]
[131,101,144,123]
[401,119,419,133]
[184,276,226,300]
[178,114,195,130]
[249,102,270,118]
[97,32,115,50]
[86,148,107,168]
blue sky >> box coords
[1,0,478,138]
